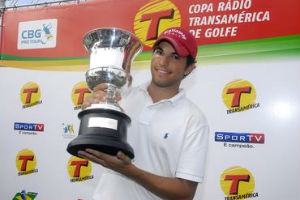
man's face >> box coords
[150,41,193,88]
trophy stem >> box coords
[87,83,123,112]
[106,84,118,105]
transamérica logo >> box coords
[12,190,38,200]
[20,82,42,108]
[14,122,45,135]
[67,156,93,182]
[222,79,260,114]
[18,19,57,49]
[215,132,265,149]
[16,149,38,176]
[134,0,181,47]
[220,166,259,200]
[71,81,91,110]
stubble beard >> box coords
[151,72,182,89]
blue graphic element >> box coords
[20,190,26,200]
[42,24,53,40]
[42,24,51,34]
[62,123,74,134]
[164,133,169,139]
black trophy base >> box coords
[67,108,134,159]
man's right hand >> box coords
[82,84,121,110]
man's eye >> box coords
[172,54,179,60]
[154,49,163,55]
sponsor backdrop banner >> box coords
[0,0,299,199]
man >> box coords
[79,27,209,200]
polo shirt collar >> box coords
[138,82,185,106]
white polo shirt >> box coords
[93,83,209,200]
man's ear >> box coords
[184,63,196,77]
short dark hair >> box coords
[186,55,196,69]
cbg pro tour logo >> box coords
[222,79,260,114]
[220,166,259,200]
[134,0,181,47]
[18,19,57,49]
[71,81,91,110]
[67,156,93,182]
[20,82,42,108]
[16,149,38,176]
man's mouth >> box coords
[157,69,170,75]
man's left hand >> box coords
[78,149,132,174]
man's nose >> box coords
[159,55,169,66]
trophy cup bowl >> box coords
[67,28,143,159]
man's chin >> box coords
[151,79,176,88]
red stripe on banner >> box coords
[1,0,299,58]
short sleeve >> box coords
[175,122,209,183]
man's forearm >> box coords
[77,149,198,199]
[121,164,197,200]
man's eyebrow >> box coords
[171,51,178,56]
[155,46,163,51]
[156,45,176,54]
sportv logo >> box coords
[18,19,57,49]
[14,122,44,135]
[215,132,265,149]
[14,122,44,132]
[215,132,265,143]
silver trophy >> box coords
[67,28,142,159]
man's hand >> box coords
[78,149,132,174]
[78,149,197,200]
[82,84,121,109]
